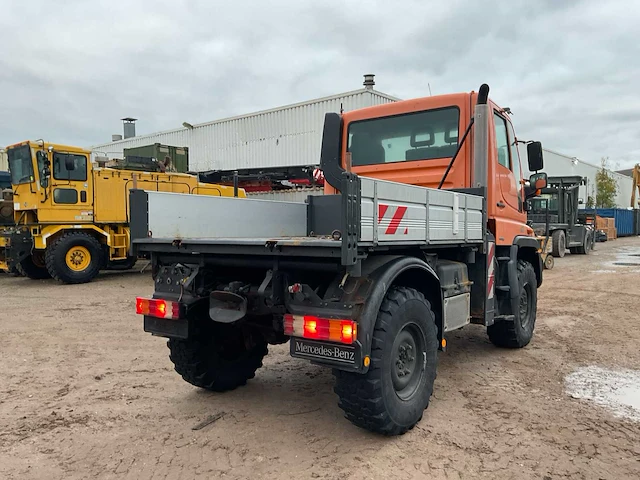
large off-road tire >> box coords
[488,260,537,348]
[333,286,438,436]
[551,230,566,258]
[17,253,51,279]
[168,321,268,392]
[45,232,103,284]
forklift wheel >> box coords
[544,255,554,270]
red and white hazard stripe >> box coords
[487,242,495,300]
[312,168,324,182]
[378,204,409,235]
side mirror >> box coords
[529,172,547,191]
[527,141,544,172]
[36,151,50,188]
[65,156,76,171]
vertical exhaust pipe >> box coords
[472,84,490,191]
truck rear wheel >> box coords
[575,233,592,254]
[168,321,268,392]
[45,232,103,284]
[17,253,51,280]
[488,260,537,348]
[551,230,566,257]
[333,286,438,436]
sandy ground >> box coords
[1,237,639,480]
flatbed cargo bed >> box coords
[130,176,485,264]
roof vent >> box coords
[363,74,375,90]
[112,134,123,142]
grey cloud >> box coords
[0,0,638,168]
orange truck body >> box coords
[326,91,534,246]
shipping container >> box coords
[583,208,638,236]
[90,77,398,172]
[123,143,189,173]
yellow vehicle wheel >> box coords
[544,254,554,270]
[45,232,103,284]
[65,246,92,272]
[17,253,51,280]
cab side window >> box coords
[506,120,523,209]
[493,113,510,169]
[53,153,87,181]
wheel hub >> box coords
[519,285,531,329]
[391,324,424,400]
[66,246,91,272]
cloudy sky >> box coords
[1,0,639,169]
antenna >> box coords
[428,83,432,96]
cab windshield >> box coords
[8,145,34,185]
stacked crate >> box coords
[596,216,617,240]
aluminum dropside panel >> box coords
[144,191,308,240]
[360,177,484,245]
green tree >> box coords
[595,157,618,208]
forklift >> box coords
[527,195,554,270]
[526,176,594,258]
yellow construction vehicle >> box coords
[1,140,244,284]
[632,164,640,208]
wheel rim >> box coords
[66,246,91,271]
[560,235,565,253]
[391,323,424,401]
[519,283,533,329]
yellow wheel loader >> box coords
[1,140,245,284]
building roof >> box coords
[92,87,399,150]
[616,168,634,178]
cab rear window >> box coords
[347,107,460,166]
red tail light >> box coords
[284,314,357,345]
[136,297,182,320]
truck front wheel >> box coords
[168,321,268,392]
[45,232,103,284]
[488,260,537,348]
[333,286,438,436]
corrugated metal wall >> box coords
[91,89,397,172]
[0,150,8,171]
[522,148,634,209]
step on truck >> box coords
[133,84,548,435]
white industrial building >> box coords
[523,148,634,209]
[91,75,398,172]
[91,74,635,209]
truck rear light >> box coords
[136,297,182,320]
[283,314,357,345]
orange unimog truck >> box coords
[133,84,548,435]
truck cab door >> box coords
[49,151,93,222]
[493,112,523,214]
